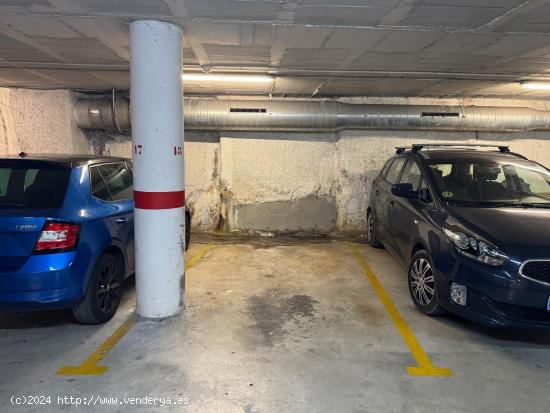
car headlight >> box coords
[443,227,508,267]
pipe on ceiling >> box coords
[74,97,550,133]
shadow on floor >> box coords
[0,276,136,330]
[432,312,550,346]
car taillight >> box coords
[33,221,80,253]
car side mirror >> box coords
[391,183,418,199]
[418,187,432,203]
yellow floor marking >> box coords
[57,316,136,376]
[186,243,214,269]
[57,243,215,376]
[349,244,453,377]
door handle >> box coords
[116,217,129,225]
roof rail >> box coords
[395,144,510,154]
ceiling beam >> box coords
[62,18,129,61]
[378,0,420,26]
[163,0,211,69]
[3,9,550,36]
[477,0,546,31]
[0,20,114,85]
[0,59,65,86]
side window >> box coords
[98,163,133,201]
[399,160,422,191]
[381,159,393,177]
[90,166,111,201]
[385,157,406,184]
[91,163,133,201]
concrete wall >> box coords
[212,131,550,236]
[3,86,550,236]
[103,128,550,236]
[0,88,90,155]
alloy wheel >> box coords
[367,213,374,243]
[410,258,435,306]
[96,262,121,313]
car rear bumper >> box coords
[0,286,82,311]
[434,252,550,328]
[0,251,85,311]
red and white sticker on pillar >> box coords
[173,146,183,156]
[134,144,143,155]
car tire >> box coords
[366,209,383,248]
[408,250,446,316]
[73,253,124,325]
[185,213,191,251]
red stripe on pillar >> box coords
[134,190,185,210]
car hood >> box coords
[446,206,550,257]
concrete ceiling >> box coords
[2,0,550,98]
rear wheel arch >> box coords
[103,245,126,276]
[366,207,383,248]
[73,252,124,324]
[83,242,127,290]
[366,206,375,223]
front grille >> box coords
[495,302,550,323]
[520,260,550,285]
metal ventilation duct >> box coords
[74,97,550,133]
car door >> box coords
[91,162,135,273]
[387,158,431,263]
[378,156,407,255]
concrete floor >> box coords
[1,237,550,412]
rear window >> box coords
[0,163,70,209]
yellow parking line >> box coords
[57,316,136,376]
[349,244,453,377]
[57,243,215,376]
[186,243,214,269]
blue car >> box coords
[0,153,190,324]
[368,144,550,328]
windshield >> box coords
[0,163,70,209]
[427,158,550,207]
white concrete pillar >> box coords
[130,20,185,319]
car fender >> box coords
[79,230,129,296]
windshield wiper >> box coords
[482,202,550,208]
[454,201,550,208]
